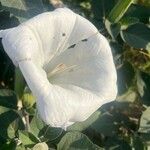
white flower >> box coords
[0,8,117,129]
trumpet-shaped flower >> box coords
[0,8,117,129]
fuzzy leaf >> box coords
[1,0,44,22]
[57,132,102,150]
[121,23,150,50]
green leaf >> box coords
[90,113,120,137]
[0,89,17,109]
[105,19,121,39]
[30,113,61,143]
[1,0,27,22]
[91,0,116,20]
[33,142,49,150]
[16,145,26,150]
[117,62,135,95]
[57,132,102,150]
[125,4,150,23]
[1,140,17,150]
[25,106,36,115]
[0,9,19,29]
[68,110,101,132]
[7,122,16,139]
[119,17,139,30]
[70,105,132,138]
[14,68,25,99]
[19,131,39,147]
[108,0,133,23]
[0,105,10,114]
[121,23,150,50]
[0,107,24,139]
[110,41,123,54]
[104,137,132,150]
[1,0,45,22]
[39,126,63,142]
[30,114,45,137]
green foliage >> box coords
[57,132,102,150]
[121,23,150,50]
[14,68,26,99]
[0,89,18,109]
[0,0,45,22]
[32,142,49,150]
[108,0,133,23]
[19,131,39,147]
[0,0,150,149]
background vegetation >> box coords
[0,0,150,149]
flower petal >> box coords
[1,8,117,129]
[22,8,78,65]
[46,33,117,99]
[1,26,43,67]
[19,60,107,129]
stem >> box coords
[108,0,133,23]
[15,67,25,111]
[15,67,26,99]
[23,109,31,131]
[14,67,29,130]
